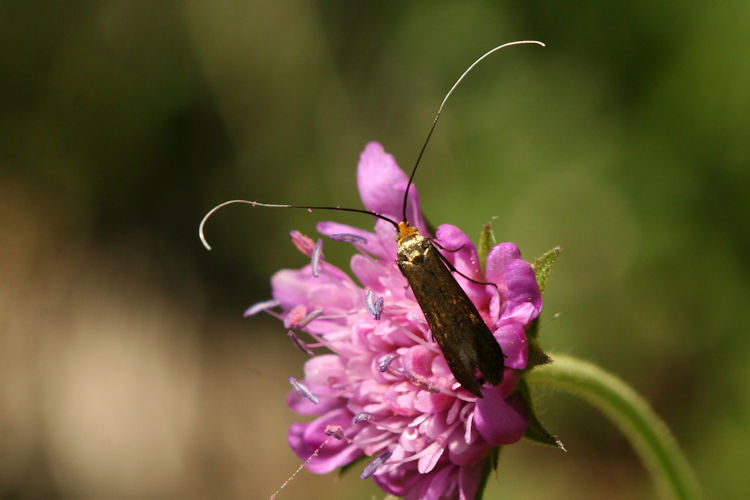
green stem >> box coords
[526,354,701,500]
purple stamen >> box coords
[311,239,323,277]
[243,298,281,317]
[365,290,375,314]
[360,450,393,479]
[365,290,385,320]
[330,233,368,244]
[352,412,373,424]
[374,297,384,320]
[324,425,346,440]
[296,308,323,329]
[401,368,441,393]
[289,230,316,257]
[378,354,395,372]
[289,376,319,404]
[287,330,314,356]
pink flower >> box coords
[264,142,542,499]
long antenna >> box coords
[401,40,545,224]
[199,199,399,251]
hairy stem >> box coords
[526,354,701,500]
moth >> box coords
[394,221,504,396]
[200,40,544,398]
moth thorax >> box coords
[396,232,429,264]
[396,221,419,242]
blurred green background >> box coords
[2,1,748,498]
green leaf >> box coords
[532,246,562,293]
[526,315,541,340]
[478,217,498,270]
[519,377,565,450]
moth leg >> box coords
[432,244,498,289]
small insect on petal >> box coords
[365,290,385,320]
[243,298,281,317]
[378,354,396,372]
[311,239,323,277]
[360,450,393,479]
[289,376,319,404]
[287,330,315,356]
[330,233,368,244]
[289,230,316,257]
[352,412,373,424]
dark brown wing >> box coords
[397,237,504,397]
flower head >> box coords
[264,142,542,499]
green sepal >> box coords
[526,334,552,368]
[478,217,498,270]
[532,246,562,294]
[488,445,501,471]
[476,446,502,500]
[526,315,540,339]
[519,377,565,450]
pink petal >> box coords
[473,389,528,446]
[304,354,346,385]
[494,368,521,399]
[287,354,349,414]
[287,388,340,415]
[356,142,429,235]
[434,224,490,308]
[316,221,374,243]
[414,391,453,414]
[484,242,521,286]
[457,460,486,500]
[350,254,388,291]
[316,221,391,260]
[447,426,488,465]
[403,345,436,376]
[420,464,456,500]
[287,408,363,473]
[417,440,445,473]
[502,259,542,322]
[372,462,422,498]
[433,225,482,280]
[495,323,529,370]
[271,264,357,311]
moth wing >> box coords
[398,240,505,397]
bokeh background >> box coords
[2,1,748,498]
